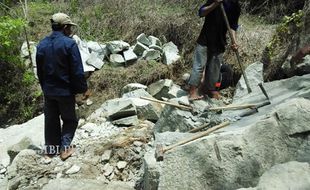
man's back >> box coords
[36,31,87,96]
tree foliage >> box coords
[0,16,41,127]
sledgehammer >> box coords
[155,121,230,161]
[220,3,252,93]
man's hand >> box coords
[231,43,239,51]
[82,89,91,100]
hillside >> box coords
[0,0,309,190]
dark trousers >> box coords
[44,95,77,155]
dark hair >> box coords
[50,19,64,31]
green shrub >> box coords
[0,16,41,127]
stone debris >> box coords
[65,165,81,175]
[117,161,128,170]
[101,150,112,162]
[86,99,93,106]
[0,168,6,174]
[103,163,114,176]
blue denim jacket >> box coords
[36,31,87,96]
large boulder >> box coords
[0,115,44,167]
[234,61,263,100]
[154,98,210,133]
[144,97,310,190]
[7,137,34,164]
[239,161,310,190]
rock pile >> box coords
[21,33,180,75]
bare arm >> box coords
[199,0,223,17]
[230,29,239,51]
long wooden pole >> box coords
[140,96,192,110]
[220,3,252,93]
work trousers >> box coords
[44,95,77,155]
[188,43,223,91]
[204,51,223,91]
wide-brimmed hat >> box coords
[51,13,77,26]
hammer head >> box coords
[155,144,164,162]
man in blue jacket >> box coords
[188,0,240,100]
[36,13,88,160]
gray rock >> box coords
[0,114,44,168]
[137,33,152,46]
[154,104,197,133]
[296,54,310,74]
[42,179,134,190]
[144,98,310,190]
[86,99,93,106]
[142,49,161,61]
[81,123,98,133]
[73,35,95,72]
[21,41,36,58]
[86,41,107,55]
[112,115,140,126]
[0,177,8,190]
[122,89,152,99]
[143,150,161,190]
[86,52,105,69]
[107,40,130,54]
[167,84,188,99]
[123,48,138,62]
[7,149,37,183]
[149,45,163,53]
[117,161,128,170]
[148,35,162,46]
[162,42,180,65]
[131,98,163,122]
[182,73,190,83]
[133,42,149,56]
[37,177,49,187]
[101,98,136,120]
[234,61,263,100]
[239,161,310,190]
[7,137,33,163]
[147,79,173,100]
[121,83,148,94]
[65,165,80,175]
[21,41,37,70]
[133,141,144,147]
[103,163,114,176]
[0,168,6,174]
[109,54,125,66]
[101,150,112,162]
